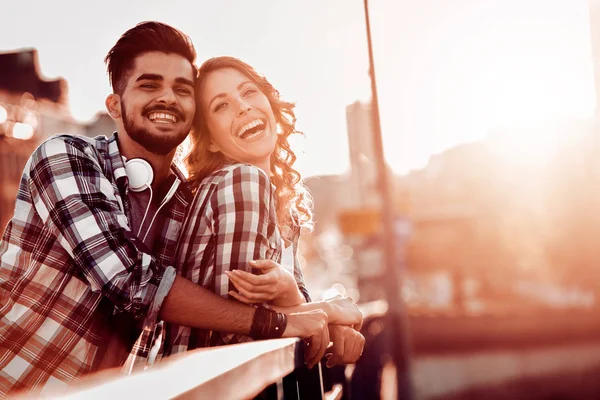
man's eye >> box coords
[141,83,157,89]
[176,87,192,95]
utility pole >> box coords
[362,1,413,398]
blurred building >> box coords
[305,174,356,231]
[0,48,115,233]
[345,101,379,208]
[86,112,117,137]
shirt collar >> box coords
[110,132,193,201]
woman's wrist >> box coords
[299,300,334,321]
[270,270,306,306]
[272,283,305,307]
[321,301,336,323]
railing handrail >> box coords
[30,301,600,399]
[54,338,302,399]
[45,304,386,399]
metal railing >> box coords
[40,300,600,399]
[49,338,329,400]
[43,305,387,400]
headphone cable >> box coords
[136,186,154,239]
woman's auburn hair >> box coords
[184,56,313,233]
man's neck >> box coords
[117,132,175,190]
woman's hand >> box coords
[326,324,365,368]
[323,296,363,329]
[225,260,305,306]
[273,296,363,329]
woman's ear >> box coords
[105,94,122,119]
[208,141,220,153]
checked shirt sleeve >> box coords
[210,164,276,345]
[292,239,312,303]
[26,136,171,319]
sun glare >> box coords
[376,0,595,173]
[12,122,35,140]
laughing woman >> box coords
[164,57,363,358]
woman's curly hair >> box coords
[185,56,313,233]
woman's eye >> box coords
[243,88,257,96]
[214,102,228,112]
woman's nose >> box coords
[237,100,252,116]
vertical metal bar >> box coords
[282,372,300,400]
[361,1,413,399]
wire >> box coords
[142,180,180,243]
[136,185,154,239]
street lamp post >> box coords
[361,1,413,398]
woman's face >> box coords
[200,67,278,170]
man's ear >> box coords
[105,94,122,119]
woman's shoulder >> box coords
[200,162,270,187]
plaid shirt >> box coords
[0,134,190,397]
[163,162,310,355]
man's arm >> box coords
[160,276,330,368]
[27,136,167,318]
[160,276,254,333]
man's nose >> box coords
[157,87,177,104]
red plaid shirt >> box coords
[123,163,310,371]
[166,163,310,352]
[0,134,190,396]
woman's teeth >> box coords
[237,119,264,137]
[240,129,264,140]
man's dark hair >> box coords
[104,21,197,95]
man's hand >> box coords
[326,324,365,368]
[284,310,330,369]
[226,260,304,306]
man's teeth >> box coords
[148,112,177,123]
[237,119,263,137]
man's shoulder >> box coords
[35,134,113,159]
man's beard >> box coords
[122,106,190,156]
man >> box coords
[0,21,340,397]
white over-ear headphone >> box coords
[125,158,154,192]
[122,157,180,242]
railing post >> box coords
[296,363,325,399]
[282,372,300,400]
[284,340,325,399]
[362,0,414,398]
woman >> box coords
[164,56,360,356]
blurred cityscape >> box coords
[4,2,600,399]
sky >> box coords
[2,0,596,177]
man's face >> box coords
[119,51,196,155]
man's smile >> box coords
[148,112,178,124]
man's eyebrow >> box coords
[135,75,193,88]
[136,73,163,82]
[208,81,254,107]
[175,77,194,87]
